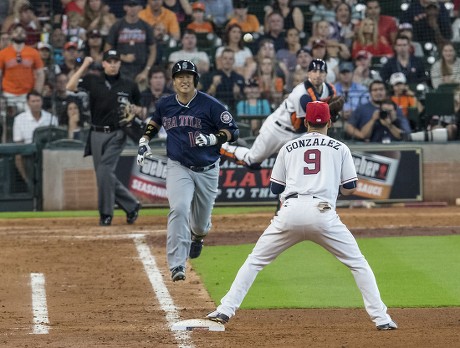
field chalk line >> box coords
[132,234,194,348]
[30,273,50,335]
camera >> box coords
[379,110,389,119]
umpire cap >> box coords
[172,60,200,87]
[308,58,327,73]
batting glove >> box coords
[195,133,217,147]
[137,137,152,166]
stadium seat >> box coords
[32,126,68,151]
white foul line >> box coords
[132,234,194,348]
[30,273,50,334]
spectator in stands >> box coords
[186,2,214,34]
[248,38,289,83]
[254,56,285,108]
[139,0,181,41]
[202,0,233,34]
[106,0,157,85]
[1,2,41,47]
[227,0,260,34]
[168,29,210,74]
[236,78,271,136]
[310,39,338,84]
[13,90,58,184]
[152,22,167,66]
[380,35,427,86]
[140,65,174,115]
[398,22,424,58]
[351,17,393,59]
[81,0,117,37]
[200,48,245,115]
[49,26,66,66]
[257,11,286,52]
[308,20,351,61]
[0,24,44,114]
[64,0,86,15]
[65,10,86,44]
[430,41,460,89]
[345,80,411,142]
[364,0,398,45]
[400,0,452,47]
[287,47,311,90]
[264,0,304,33]
[352,50,381,88]
[0,32,10,50]
[50,72,70,122]
[389,72,424,131]
[59,41,79,76]
[61,97,84,139]
[334,61,369,122]
[83,29,104,68]
[38,42,61,87]
[276,27,302,73]
[311,0,338,24]
[215,23,254,78]
[163,0,193,32]
[330,2,356,51]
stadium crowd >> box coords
[2,0,460,144]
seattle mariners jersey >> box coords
[152,91,238,167]
[270,132,357,207]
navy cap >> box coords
[103,50,120,61]
[308,59,327,73]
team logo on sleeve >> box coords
[220,111,233,124]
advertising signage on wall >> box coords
[116,148,422,205]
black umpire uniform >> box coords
[75,50,141,226]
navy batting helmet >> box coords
[308,59,327,73]
[171,60,199,87]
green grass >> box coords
[0,206,274,219]
[191,235,460,309]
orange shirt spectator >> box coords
[139,1,180,41]
[227,0,260,33]
[187,2,214,34]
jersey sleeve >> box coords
[270,146,287,186]
[210,98,238,134]
[341,146,358,185]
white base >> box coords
[171,318,225,332]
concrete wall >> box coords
[42,143,460,210]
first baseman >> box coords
[136,60,239,282]
[206,101,397,331]
[220,59,343,169]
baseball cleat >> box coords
[171,266,186,282]
[189,238,204,259]
[127,202,141,224]
[376,320,398,330]
[99,215,112,226]
[206,310,229,324]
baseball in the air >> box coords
[243,33,253,43]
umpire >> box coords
[66,50,142,226]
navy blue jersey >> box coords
[152,91,238,167]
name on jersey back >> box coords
[286,137,342,152]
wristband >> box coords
[214,131,228,145]
[144,123,159,140]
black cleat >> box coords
[171,266,186,282]
[206,310,229,324]
[189,238,204,259]
[377,321,398,330]
[99,215,112,226]
[127,202,141,224]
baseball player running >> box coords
[136,60,239,282]
[206,101,397,331]
[220,59,344,169]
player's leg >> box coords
[188,163,220,258]
[211,203,303,320]
[166,159,194,278]
[314,212,394,327]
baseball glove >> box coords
[327,96,345,122]
[118,103,137,127]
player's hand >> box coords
[195,133,217,147]
[137,137,152,166]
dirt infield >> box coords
[0,207,459,347]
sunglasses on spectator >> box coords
[16,51,22,63]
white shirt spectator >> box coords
[13,109,58,144]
